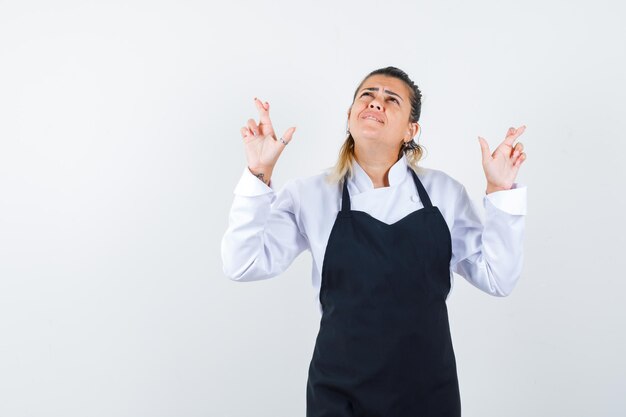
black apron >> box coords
[306,168,461,416]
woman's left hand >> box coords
[478,125,527,194]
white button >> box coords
[411,194,419,203]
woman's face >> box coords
[347,74,416,152]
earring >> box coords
[402,137,419,152]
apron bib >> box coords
[306,168,461,417]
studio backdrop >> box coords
[0,1,624,416]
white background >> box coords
[1,0,624,416]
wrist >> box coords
[486,184,510,194]
[248,166,273,186]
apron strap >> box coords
[341,175,351,213]
[409,168,433,208]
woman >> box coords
[221,66,527,416]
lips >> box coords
[361,111,384,124]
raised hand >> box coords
[478,125,527,194]
[240,97,296,185]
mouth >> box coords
[361,112,384,124]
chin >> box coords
[354,131,382,141]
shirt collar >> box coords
[351,153,409,191]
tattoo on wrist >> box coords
[255,172,268,185]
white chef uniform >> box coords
[221,153,527,315]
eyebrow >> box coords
[360,87,404,101]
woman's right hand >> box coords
[240,97,296,182]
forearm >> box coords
[221,193,275,281]
[221,169,308,282]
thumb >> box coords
[281,126,297,144]
[477,136,490,162]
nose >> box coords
[369,102,382,110]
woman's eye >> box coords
[361,92,398,104]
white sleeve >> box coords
[220,166,309,281]
[450,182,527,297]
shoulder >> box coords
[274,167,340,209]
[286,166,341,197]
[412,165,464,195]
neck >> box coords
[354,146,400,189]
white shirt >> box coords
[221,154,527,315]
